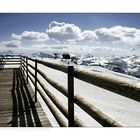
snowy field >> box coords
[26,58,140,127]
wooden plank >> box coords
[0,68,52,127]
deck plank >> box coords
[0,68,52,127]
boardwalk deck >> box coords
[0,68,52,127]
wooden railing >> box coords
[1,55,140,127]
[0,55,21,69]
[23,57,121,126]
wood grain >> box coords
[0,68,52,127]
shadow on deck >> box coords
[0,68,51,127]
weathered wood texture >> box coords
[0,68,52,127]
[74,68,140,102]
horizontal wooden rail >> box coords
[28,63,35,71]
[74,96,122,127]
[2,63,21,65]
[36,59,68,73]
[0,55,21,56]
[26,57,36,62]
[0,55,21,59]
[3,59,20,62]
[0,56,21,59]
[74,68,140,102]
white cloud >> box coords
[12,31,49,42]
[95,26,140,46]
[2,21,140,56]
[49,21,65,28]
[95,27,121,43]
[77,30,98,44]
[46,21,140,47]
[45,23,140,55]
[2,40,21,48]
[10,21,140,49]
[47,21,81,43]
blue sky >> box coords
[1,13,140,40]
[0,13,140,55]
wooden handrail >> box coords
[36,59,68,73]
[26,57,36,62]
[21,57,122,127]
[22,63,123,127]
[74,68,140,102]
[3,63,21,65]
[0,55,21,57]
[74,95,122,127]
[0,57,21,59]
[3,60,20,62]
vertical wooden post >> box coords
[23,57,26,77]
[26,57,29,84]
[20,56,22,69]
[20,56,24,74]
[68,66,74,127]
[35,59,37,102]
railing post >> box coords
[20,56,24,74]
[68,66,74,127]
[26,57,29,84]
[35,59,37,102]
[20,56,22,69]
[23,57,26,77]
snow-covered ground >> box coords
[27,58,140,127]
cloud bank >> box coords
[95,26,140,46]
[46,21,140,47]
[1,21,140,56]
